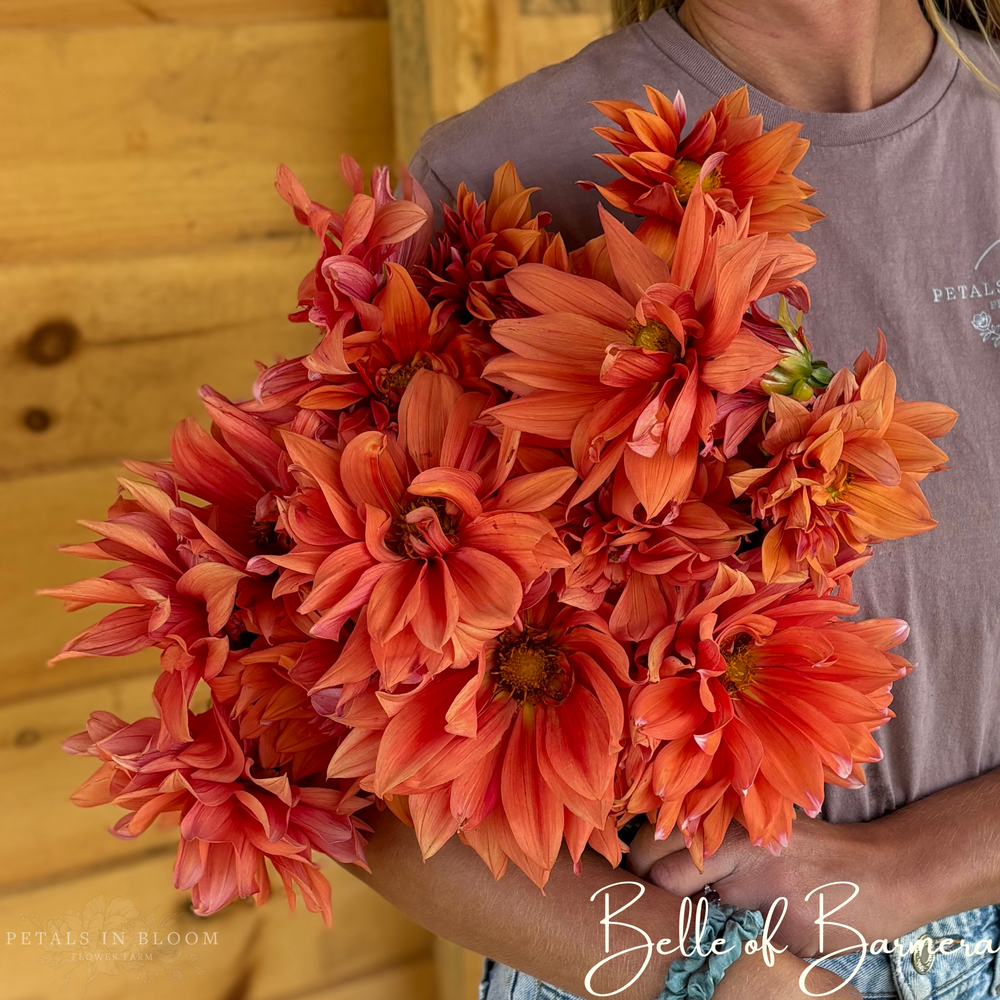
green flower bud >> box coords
[791,379,815,402]
[760,370,798,395]
[776,351,814,379]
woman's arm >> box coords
[629,766,1000,960]
[342,806,859,1000]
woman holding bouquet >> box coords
[346,2,1000,999]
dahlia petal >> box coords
[841,438,902,487]
[701,329,783,394]
[599,204,671,304]
[398,370,465,472]
[494,466,577,512]
[538,684,616,808]
[40,576,144,612]
[609,571,669,643]
[631,677,707,741]
[409,788,461,860]
[501,710,563,873]
[368,201,429,247]
[281,433,364,539]
[623,432,698,518]
[892,400,959,438]
[505,263,633,327]
[409,468,483,520]
[171,417,263,511]
[485,389,610,441]
[445,547,522,630]
[847,481,935,540]
[373,671,472,792]
[410,558,461,652]
[297,542,377,616]
[490,313,624,365]
[175,563,246,635]
[49,606,153,663]
[366,561,424,643]
[719,716,764,793]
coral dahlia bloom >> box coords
[286,262,496,424]
[559,461,753,643]
[328,593,632,887]
[485,185,814,517]
[580,85,823,257]
[416,161,566,332]
[277,158,431,370]
[622,566,910,861]
[730,345,957,592]
[63,704,370,925]
[261,369,573,685]
[42,390,303,744]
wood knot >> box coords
[25,320,80,366]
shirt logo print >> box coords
[971,311,1000,347]
[929,236,1000,351]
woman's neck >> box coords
[675,0,936,111]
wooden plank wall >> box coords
[0,2,612,999]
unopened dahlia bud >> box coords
[790,379,815,401]
[760,370,798,395]
[775,351,814,379]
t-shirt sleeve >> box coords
[408,147,454,231]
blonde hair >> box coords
[613,0,1000,90]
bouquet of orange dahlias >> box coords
[44,86,957,923]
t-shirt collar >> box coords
[640,7,961,146]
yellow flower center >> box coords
[627,317,681,355]
[825,470,855,503]
[493,634,571,704]
[669,158,722,205]
[722,633,757,696]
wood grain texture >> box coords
[434,938,486,1000]
[0,848,433,1000]
[289,959,438,1000]
[0,251,320,475]
[0,671,187,888]
[388,0,612,162]
[0,0,388,30]
[2,461,161,702]
[0,19,395,263]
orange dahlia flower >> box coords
[283,262,496,424]
[328,593,632,887]
[580,85,823,258]
[559,461,753,642]
[416,161,567,333]
[730,342,958,593]
[277,157,431,350]
[484,186,814,517]
[42,390,305,744]
[64,703,370,925]
[621,566,910,861]
[207,640,353,782]
[260,370,573,686]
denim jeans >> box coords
[478,904,1000,1000]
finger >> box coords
[625,822,686,878]
[647,843,734,897]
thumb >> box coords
[647,840,736,898]
[625,822,687,879]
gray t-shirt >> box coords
[408,9,1000,824]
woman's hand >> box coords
[627,816,896,959]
